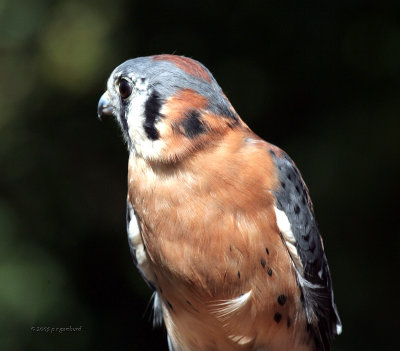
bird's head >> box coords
[98,55,242,163]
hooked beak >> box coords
[97,91,113,119]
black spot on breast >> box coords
[287,316,291,328]
[302,197,306,205]
[287,173,292,181]
[274,313,282,323]
[295,185,301,194]
[267,267,273,276]
[277,294,287,306]
[185,299,192,306]
[144,90,162,140]
[167,301,174,310]
[181,109,206,138]
[303,232,310,241]
[229,245,232,252]
[261,258,266,268]
[238,271,241,279]
[294,205,300,214]
[281,181,286,189]
[266,248,269,255]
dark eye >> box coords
[118,78,132,99]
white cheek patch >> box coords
[274,206,304,272]
[125,92,166,159]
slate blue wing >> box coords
[270,149,342,351]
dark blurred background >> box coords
[0,0,399,350]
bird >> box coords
[97,54,342,351]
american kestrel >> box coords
[97,55,342,351]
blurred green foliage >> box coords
[0,0,398,350]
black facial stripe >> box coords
[143,90,163,140]
[120,110,130,135]
[118,97,131,146]
[181,109,206,138]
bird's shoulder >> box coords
[266,142,342,350]
[235,134,342,349]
